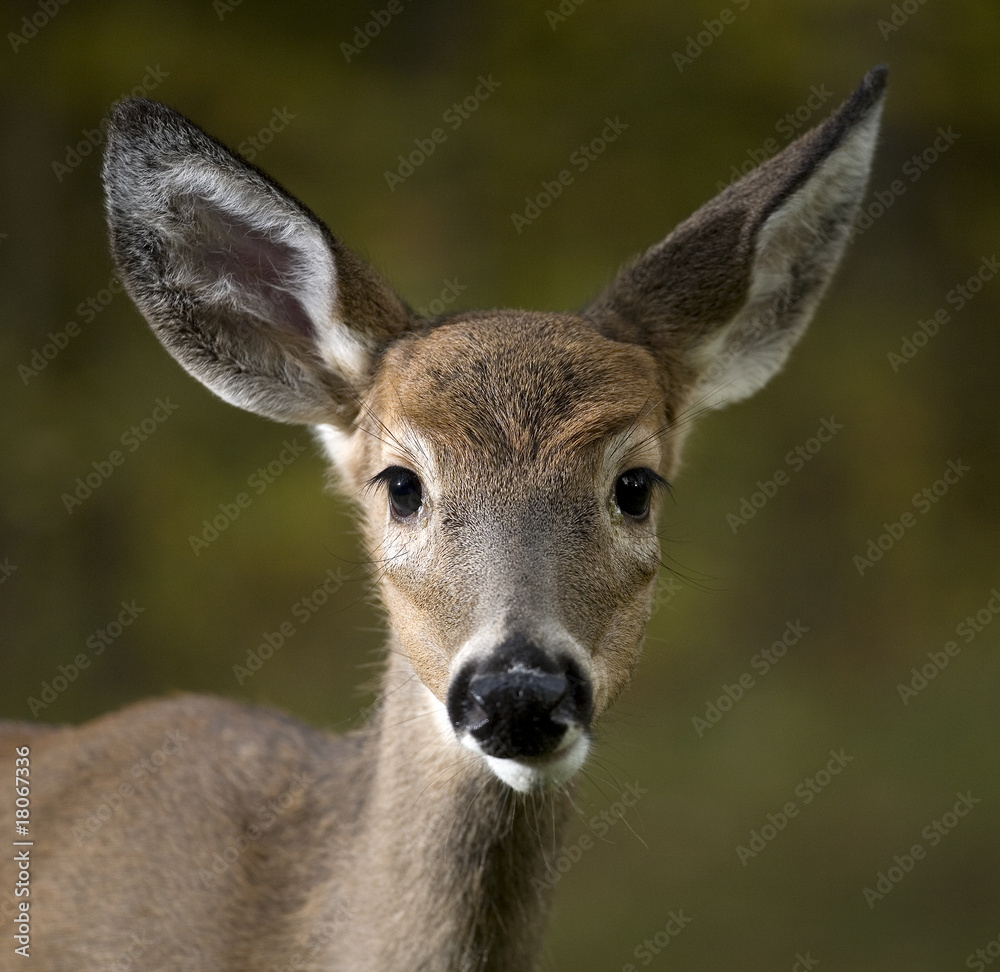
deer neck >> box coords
[328,640,573,971]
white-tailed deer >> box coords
[1,67,886,970]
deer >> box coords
[0,66,886,971]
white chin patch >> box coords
[426,685,591,792]
[471,730,591,793]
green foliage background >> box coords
[1,1,998,968]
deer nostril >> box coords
[467,669,570,759]
[463,697,489,734]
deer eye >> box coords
[369,466,423,520]
[614,468,664,520]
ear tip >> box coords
[102,99,219,196]
[105,97,176,135]
[865,63,889,88]
[104,99,209,165]
[808,66,887,164]
[104,99,173,168]
[851,64,890,116]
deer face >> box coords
[102,68,885,792]
[331,312,670,788]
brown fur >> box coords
[0,68,886,970]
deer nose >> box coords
[447,638,593,760]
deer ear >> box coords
[103,98,413,428]
[588,66,887,412]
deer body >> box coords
[8,687,559,970]
[1,68,886,970]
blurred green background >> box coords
[2,1,998,968]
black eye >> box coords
[367,466,423,520]
[385,469,423,519]
[614,468,660,520]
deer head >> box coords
[103,67,886,793]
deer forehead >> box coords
[356,312,667,482]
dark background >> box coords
[2,1,998,968]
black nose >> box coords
[447,636,593,760]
